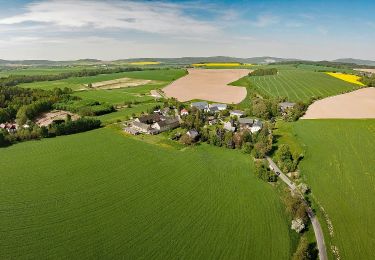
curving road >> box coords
[266,157,328,260]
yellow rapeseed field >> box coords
[326,72,365,86]
[192,62,247,67]
[129,61,161,65]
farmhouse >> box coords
[191,101,208,110]
[209,103,227,111]
[135,114,163,124]
[238,118,254,130]
[230,110,245,117]
[152,117,180,132]
[132,121,152,133]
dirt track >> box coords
[163,69,249,104]
[302,88,375,119]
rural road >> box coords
[266,157,328,260]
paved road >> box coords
[266,157,328,260]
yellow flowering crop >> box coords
[129,61,161,65]
[326,72,365,86]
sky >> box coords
[0,0,374,61]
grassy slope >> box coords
[293,120,375,260]
[19,69,186,91]
[0,128,293,259]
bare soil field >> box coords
[354,68,375,74]
[81,78,159,90]
[36,110,80,126]
[302,88,375,119]
[163,69,249,104]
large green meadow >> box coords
[0,128,293,259]
[293,119,375,260]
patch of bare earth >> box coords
[36,110,80,127]
[302,88,375,119]
[163,69,250,104]
[354,68,375,74]
[80,78,160,90]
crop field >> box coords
[0,128,293,259]
[128,61,161,65]
[247,68,359,102]
[293,119,375,260]
[325,72,365,86]
[163,69,249,103]
[303,88,375,119]
[19,69,186,91]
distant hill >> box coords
[333,58,375,66]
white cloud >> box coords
[0,0,219,35]
[252,14,279,27]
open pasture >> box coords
[248,69,358,102]
[163,69,249,103]
[303,88,375,119]
[0,128,293,259]
[294,119,375,260]
[0,66,94,77]
[128,61,161,65]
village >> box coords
[123,100,296,145]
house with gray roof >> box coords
[191,101,208,110]
[279,102,296,112]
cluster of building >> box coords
[0,123,18,133]
[124,108,180,135]
[0,123,30,133]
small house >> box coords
[279,102,296,112]
[186,129,199,140]
[238,118,254,130]
[250,120,263,133]
[180,108,189,116]
[191,101,208,110]
[209,103,227,111]
[223,120,236,132]
[230,110,244,118]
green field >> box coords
[74,84,160,105]
[0,66,95,77]
[235,67,359,103]
[19,69,186,91]
[0,128,293,259]
[293,120,375,260]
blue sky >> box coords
[0,0,374,60]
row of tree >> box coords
[249,68,278,76]
[0,117,101,147]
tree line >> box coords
[249,68,278,76]
[0,67,145,87]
